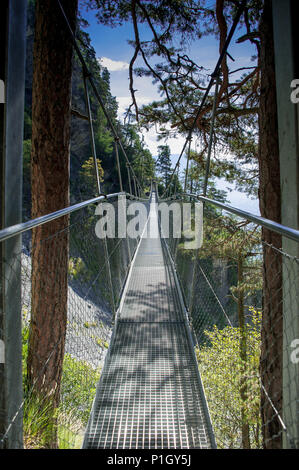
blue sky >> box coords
[79,1,260,214]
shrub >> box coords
[197,307,262,448]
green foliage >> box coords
[85,0,262,196]
[57,423,84,450]
[170,172,183,195]
[23,393,58,449]
[68,257,86,280]
[24,109,32,140]
[70,29,155,197]
[24,8,155,206]
[201,210,260,254]
[22,315,59,448]
[199,211,262,308]
[96,338,109,349]
[23,140,31,172]
[120,123,155,193]
[59,354,101,427]
[80,156,104,198]
[22,308,30,384]
[22,312,101,448]
[155,143,183,195]
[23,311,58,448]
[197,307,262,448]
[183,150,228,201]
[95,107,114,156]
[83,321,97,328]
[156,144,171,188]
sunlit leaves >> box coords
[197,307,262,448]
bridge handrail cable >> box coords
[160,192,299,244]
[0,191,148,243]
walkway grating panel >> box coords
[84,323,211,449]
[120,266,182,323]
[83,192,214,449]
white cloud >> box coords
[116,95,153,120]
[114,94,186,157]
[99,57,129,72]
[131,121,186,158]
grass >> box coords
[23,393,58,449]
[22,326,101,448]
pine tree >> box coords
[156,144,172,189]
[27,0,78,448]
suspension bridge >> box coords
[1,0,299,450]
[83,191,215,449]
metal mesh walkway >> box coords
[83,194,215,449]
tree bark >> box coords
[237,254,250,449]
[27,0,78,448]
[258,0,282,449]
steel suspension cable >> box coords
[161,192,296,448]
[133,176,137,197]
[161,0,247,198]
[83,72,102,195]
[166,192,297,447]
[197,257,295,447]
[114,138,123,192]
[126,163,133,195]
[56,0,143,196]
[184,137,192,194]
[203,72,220,197]
[83,65,117,316]
[174,161,180,196]
[197,259,295,448]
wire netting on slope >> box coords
[0,194,148,449]
[159,195,299,449]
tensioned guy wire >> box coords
[56,0,143,196]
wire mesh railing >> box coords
[1,186,299,449]
[159,193,299,449]
[0,193,149,449]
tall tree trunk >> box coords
[237,254,250,449]
[258,0,282,449]
[27,0,78,448]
